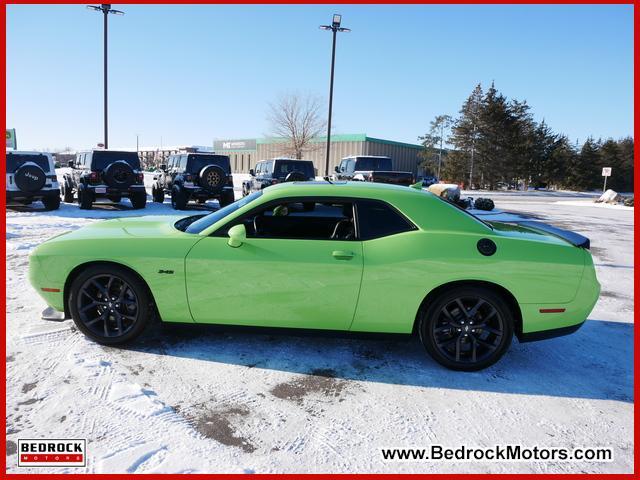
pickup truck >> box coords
[332,155,414,186]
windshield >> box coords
[7,153,50,172]
[184,190,263,234]
[91,151,141,170]
[187,154,231,174]
[274,160,314,178]
[356,157,391,171]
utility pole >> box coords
[320,14,351,177]
[87,4,124,149]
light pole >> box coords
[87,4,124,150]
[320,14,350,177]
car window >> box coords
[347,159,356,172]
[6,153,51,172]
[184,190,263,234]
[355,157,392,171]
[256,163,262,175]
[91,151,141,170]
[356,200,415,240]
[217,199,356,241]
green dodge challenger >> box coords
[29,181,600,370]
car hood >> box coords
[44,215,190,243]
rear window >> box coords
[274,160,314,178]
[187,154,231,174]
[91,151,141,170]
[355,157,392,171]
[356,200,415,240]
[6,153,51,173]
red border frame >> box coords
[2,1,637,477]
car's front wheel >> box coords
[42,195,61,211]
[130,192,147,209]
[152,183,165,203]
[68,265,151,345]
[418,286,513,371]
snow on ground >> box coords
[5,189,634,473]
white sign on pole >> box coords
[6,129,16,149]
[602,167,612,177]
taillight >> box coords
[227,175,233,185]
[137,173,144,183]
[89,172,99,183]
[185,174,193,182]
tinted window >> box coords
[6,153,50,172]
[226,200,354,241]
[273,160,314,178]
[356,200,414,240]
[185,190,263,234]
[355,157,392,171]
[186,154,231,174]
[91,151,141,170]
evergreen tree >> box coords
[447,84,483,186]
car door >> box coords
[184,198,364,330]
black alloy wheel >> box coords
[69,266,151,345]
[419,287,513,371]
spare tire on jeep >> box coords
[14,163,46,192]
[198,165,226,191]
[103,160,135,188]
[284,171,306,182]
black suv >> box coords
[242,158,315,196]
[332,155,414,186]
[62,150,147,210]
[152,153,234,210]
[6,151,61,210]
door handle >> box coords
[332,250,354,260]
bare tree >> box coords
[267,93,326,159]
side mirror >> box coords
[54,162,61,169]
[227,224,246,248]
[68,160,75,168]
[334,166,340,173]
[249,169,255,176]
[159,164,167,171]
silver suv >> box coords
[5,151,60,211]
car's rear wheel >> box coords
[218,190,234,208]
[69,265,151,345]
[418,286,513,371]
[171,186,188,210]
[62,183,74,203]
[78,186,93,210]
[42,195,61,211]
[130,192,147,209]
[152,183,165,203]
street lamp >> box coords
[87,4,124,149]
[320,14,350,177]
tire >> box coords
[130,192,147,209]
[78,186,93,210]
[103,161,135,188]
[418,286,514,371]
[218,190,234,208]
[62,182,74,203]
[171,186,188,210]
[198,165,226,190]
[474,198,495,211]
[42,195,61,211]
[68,264,152,345]
[14,164,47,192]
[107,194,122,203]
[152,183,165,203]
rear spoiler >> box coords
[511,220,590,249]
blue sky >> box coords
[6,4,634,151]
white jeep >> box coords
[5,150,61,210]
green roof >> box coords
[257,134,422,150]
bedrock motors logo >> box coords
[18,439,86,467]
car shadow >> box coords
[120,318,633,403]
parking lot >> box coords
[5,190,633,473]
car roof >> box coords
[263,180,422,199]
[6,150,52,156]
